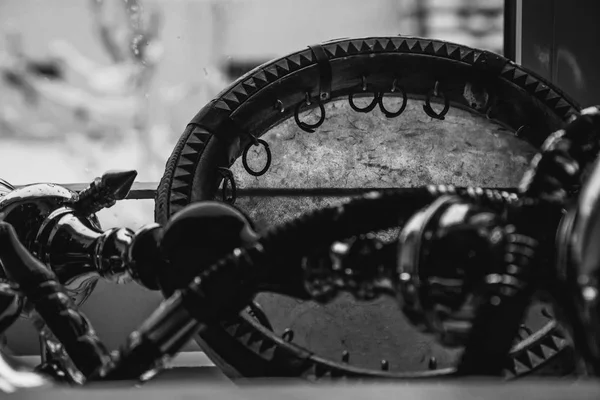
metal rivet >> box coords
[342,351,350,363]
[541,307,553,319]
[381,360,389,371]
[428,357,437,370]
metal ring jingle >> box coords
[423,89,450,120]
[378,89,408,118]
[294,101,326,133]
[349,91,379,113]
[247,301,273,331]
[221,171,237,205]
[242,139,272,177]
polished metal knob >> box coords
[0,170,143,305]
[397,195,510,347]
[554,154,600,375]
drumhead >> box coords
[156,36,579,379]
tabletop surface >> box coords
[7,371,600,400]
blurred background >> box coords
[0,0,506,355]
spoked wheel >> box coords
[155,36,579,380]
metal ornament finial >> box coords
[70,170,137,216]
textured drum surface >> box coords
[228,98,538,372]
[235,99,535,226]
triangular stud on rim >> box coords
[231,86,249,102]
[275,59,291,74]
[213,100,231,111]
[512,69,529,86]
[515,352,533,369]
[335,41,351,56]
[405,39,420,52]
[221,320,240,334]
[232,322,253,338]
[446,44,461,60]
[323,44,337,58]
[258,340,276,359]
[252,70,269,86]
[524,75,540,92]
[169,204,185,215]
[434,42,448,56]
[513,358,531,374]
[186,134,205,151]
[170,191,189,205]
[545,94,563,108]
[298,51,313,65]
[550,335,567,350]
[535,86,552,100]
[360,40,372,52]
[423,41,436,55]
[170,180,189,193]
[245,331,265,347]
[348,41,362,54]
[181,144,199,158]
[528,343,547,360]
[381,38,395,51]
[242,79,257,95]
[222,92,241,110]
[287,53,304,68]
[372,39,386,52]
[264,66,280,81]
[397,39,411,52]
[500,65,517,80]
[461,49,476,64]
[526,349,546,367]
[554,98,575,113]
[173,166,193,179]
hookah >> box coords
[0,104,598,390]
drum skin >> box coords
[155,36,580,380]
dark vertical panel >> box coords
[553,0,600,106]
[520,0,555,81]
[503,0,517,60]
[521,0,600,106]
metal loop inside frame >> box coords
[247,301,273,331]
[274,99,285,113]
[217,167,237,204]
[423,81,450,120]
[378,79,408,118]
[515,125,528,138]
[246,132,259,146]
[294,92,326,133]
[348,76,378,113]
[242,138,272,177]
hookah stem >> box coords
[0,282,22,334]
[462,193,566,376]
[95,189,433,379]
[460,111,600,375]
[261,186,517,254]
[95,186,520,380]
[458,291,535,376]
[457,254,536,376]
[0,222,112,379]
[172,187,518,321]
[95,292,202,381]
[458,189,566,374]
[521,108,600,198]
